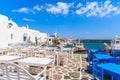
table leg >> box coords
[45,66,47,80]
[66,53,68,65]
[102,69,104,80]
[57,54,59,66]
[111,76,113,80]
[71,48,73,59]
[51,62,54,80]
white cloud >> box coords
[12,5,43,14]
[99,1,118,17]
[23,18,35,22]
[12,8,31,13]
[76,3,82,8]
[75,0,120,17]
[114,8,120,15]
[33,5,43,11]
[12,1,120,17]
[46,2,74,14]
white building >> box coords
[0,15,9,48]
[0,14,48,48]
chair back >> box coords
[0,63,35,80]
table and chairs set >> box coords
[0,46,73,80]
[87,49,120,80]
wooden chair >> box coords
[0,63,46,80]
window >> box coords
[11,33,13,39]
[8,23,13,28]
[49,39,51,41]
[116,41,119,44]
[23,33,27,42]
[23,36,27,42]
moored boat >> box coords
[111,36,120,50]
[73,40,87,53]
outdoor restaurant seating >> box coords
[87,49,120,80]
[0,63,46,80]
[17,57,54,80]
[87,49,118,71]
[0,45,74,80]
[93,63,120,80]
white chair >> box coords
[7,51,17,56]
[34,51,45,58]
[0,63,46,80]
[59,52,68,66]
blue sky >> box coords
[1,0,120,39]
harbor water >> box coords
[84,42,110,50]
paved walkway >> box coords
[52,53,93,80]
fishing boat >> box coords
[73,40,87,53]
[111,36,120,50]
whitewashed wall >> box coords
[0,14,48,47]
[39,33,48,43]
[8,19,21,44]
[0,15,9,48]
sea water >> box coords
[65,42,110,50]
[84,42,110,50]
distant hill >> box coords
[74,39,111,43]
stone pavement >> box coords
[52,53,93,80]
